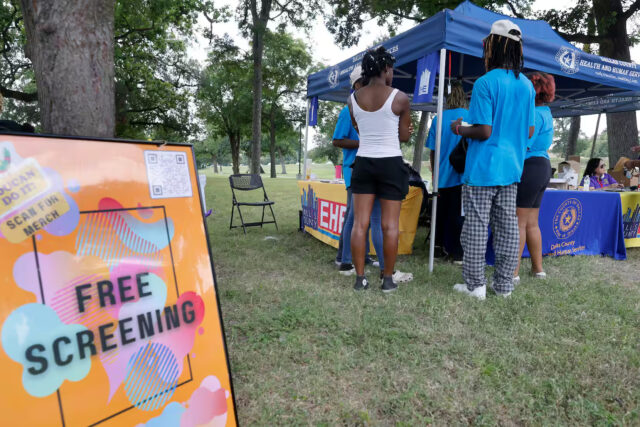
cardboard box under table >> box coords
[298,180,423,255]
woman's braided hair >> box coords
[361,46,395,85]
[483,32,524,77]
[446,81,468,109]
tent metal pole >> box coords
[302,98,310,179]
[429,48,447,273]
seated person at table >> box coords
[580,158,624,189]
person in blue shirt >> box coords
[425,81,468,262]
[449,19,535,300]
[513,72,555,284]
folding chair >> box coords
[229,174,278,234]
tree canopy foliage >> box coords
[0,0,226,140]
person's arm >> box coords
[624,159,640,169]
[452,77,492,141]
[391,91,412,142]
[347,97,359,134]
[333,138,359,149]
[608,173,625,188]
[528,84,536,139]
[449,118,491,140]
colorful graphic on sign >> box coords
[0,135,236,426]
[621,192,640,248]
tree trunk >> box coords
[249,0,272,174]
[229,132,240,174]
[593,0,638,166]
[565,116,580,160]
[412,112,429,173]
[20,0,116,137]
[269,106,277,178]
[212,154,219,174]
[278,147,287,174]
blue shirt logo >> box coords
[553,198,583,239]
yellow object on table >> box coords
[620,191,640,247]
[298,180,423,255]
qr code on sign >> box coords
[145,150,193,199]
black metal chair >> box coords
[229,174,278,234]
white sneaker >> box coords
[371,260,380,267]
[532,271,547,279]
[513,276,520,286]
[392,270,413,283]
[453,284,486,300]
[490,284,512,298]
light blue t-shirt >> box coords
[332,106,359,188]
[526,106,553,160]
[426,108,469,188]
[465,69,536,186]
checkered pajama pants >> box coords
[461,184,519,293]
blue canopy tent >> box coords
[304,1,640,271]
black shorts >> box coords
[351,156,409,201]
[517,156,552,208]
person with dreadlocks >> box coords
[347,46,413,293]
[425,81,468,263]
[513,72,556,284]
[449,20,535,300]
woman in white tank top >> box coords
[346,46,412,293]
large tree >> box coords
[262,30,312,177]
[3,0,222,139]
[237,0,319,174]
[197,36,253,174]
[538,0,640,165]
[19,0,116,137]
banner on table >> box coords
[621,192,640,247]
[518,190,626,260]
[0,135,236,426]
[298,181,423,255]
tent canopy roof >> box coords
[307,1,640,117]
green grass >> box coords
[202,168,640,425]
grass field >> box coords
[202,168,640,425]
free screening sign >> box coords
[0,135,236,426]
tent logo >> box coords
[418,69,431,96]
[327,66,340,88]
[555,47,580,74]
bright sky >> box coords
[188,0,640,142]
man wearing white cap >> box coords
[449,19,536,299]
